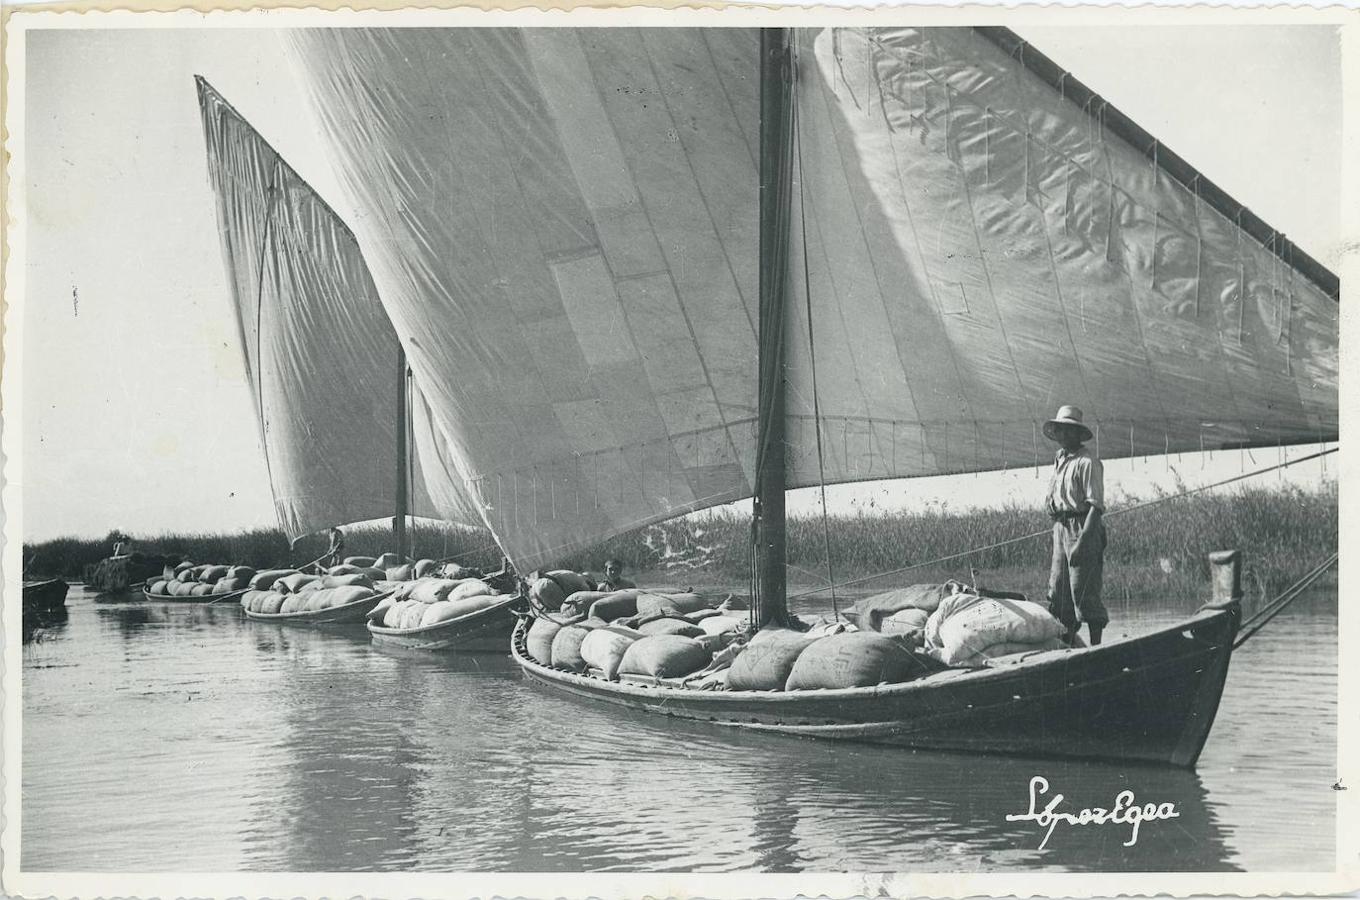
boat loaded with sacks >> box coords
[366,561,522,651]
[144,561,256,604]
[513,560,1241,766]
[220,26,1335,764]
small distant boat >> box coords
[23,579,69,613]
[243,589,393,626]
[367,593,523,651]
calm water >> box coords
[21,585,1336,873]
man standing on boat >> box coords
[321,526,345,570]
[1044,405,1109,646]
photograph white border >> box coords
[3,3,1356,896]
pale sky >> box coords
[17,25,1342,541]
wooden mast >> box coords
[754,28,795,629]
[395,346,409,561]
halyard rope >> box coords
[792,41,841,623]
[786,445,1338,600]
[1233,551,1337,648]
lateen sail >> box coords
[287,29,761,570]
[196,77,481,538]
[285,28,1339,570]
[785,27,1339,487]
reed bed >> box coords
[27,482,1335,613]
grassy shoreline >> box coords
[26,483,1335,607]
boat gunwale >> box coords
[366,592,522,637]
[511,603,1238,704]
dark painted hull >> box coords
[368,595,521,651]
[512,602,1240,768]
[23,579,69,612]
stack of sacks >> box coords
[326,562,386,581]
[784,632,938,689]
[146,562,259,597]
[725,629,820,690]
[528,570,595,612]
[850,582,968,646]
[249,569,298,590]
[377,576,503,630]
[211,565,257,594]
[719,626,940,691]
[370,551,418,582]
[275,573,322,594]
[242,579,380,614]
[923,594,1067,666]
[440,562,484,581]
[525,588,749,681]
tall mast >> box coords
[395,347,409,561]
[753,28,795,629]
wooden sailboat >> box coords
[276,26,1335,764]
[505,29,1244,768]
[197,77,500,630]
[197,80,524,637]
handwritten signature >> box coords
[1006,775,1179,850]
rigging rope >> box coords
[1233,551,1337,648]
[787,445,1338,600]
[252,159,283,505]
[792,39,840,623]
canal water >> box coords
[20,585,1336,873]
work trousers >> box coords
[1048,519,1109,631]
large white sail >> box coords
[288,29,762,569]
[196,77,480,538]
[785,27,1339,487]
[286,28,1338,571]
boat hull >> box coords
[23,579,69,612]
[244,592,387,625]
[512,603,1240,768]
[368,596,521,651]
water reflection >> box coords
[19,586,1334,873]
[22,606,69,644]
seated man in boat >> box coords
[596,558,636,592]
[1043,405,1109,646]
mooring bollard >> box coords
[1208,550,1243,604]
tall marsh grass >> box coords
[27,482,1335,608]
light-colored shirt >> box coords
[1046,445,1104,515]
[597,577,636,592]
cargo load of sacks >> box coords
[370,575,505,630]
[240,570,383,615]
[145,561,258,597]
[332,553,481,584]
[850,583,1070,667]
[524,600,944,691]
[523,584,758,684]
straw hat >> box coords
[1043,405,1093,442]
